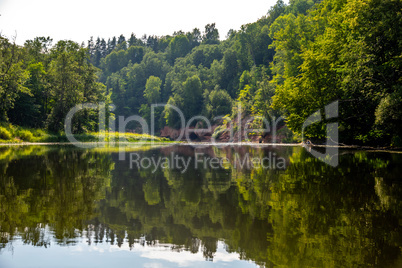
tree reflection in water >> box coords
[0,145,401,267]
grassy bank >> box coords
[0,124,170,143]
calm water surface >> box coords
[0,145,401,267]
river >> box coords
[0,144,401,267]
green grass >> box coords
[61,131,170,143]
[0,123,171,144]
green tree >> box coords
[128,33,139,47]
[9,61,48,127]
[46,40,105,132]
[270,0,402,145]
[203,23,220,44]
[0,36,29,122]
[182,75,203,121]
[188,28,202,48]
[204,87,233,119]
[163,74,203,127]
[144,76,162,104]
[168,35,191,64]
[164,95,184,128]
[221,49,239,97]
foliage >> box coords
[0,127,12,140]
[164,75,203,127]
[270,0,402,145]
[168,35,191,64]
[0,36,29,122]
[0,0,400,146]
[0,146,401,266]
[16,129,34,142]
[46,40,106,132]
[144,76,162,104]
[204,87,233,119]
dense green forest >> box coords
[0,0,401,145]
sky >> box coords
[2,238,259,268]
[0,0,279,45]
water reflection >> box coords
[0,145,401,267]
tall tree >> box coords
[128,33,138,47]
[144,76,162,104]
[168,35,191,64]
[117,34,126,45]
[46,40,105,132]
[203,23,220,44]
[0,36,29,121]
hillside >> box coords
[0,0,401,146]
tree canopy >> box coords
[0,0,400,145]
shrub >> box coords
[0,127,12,140]
[18,130,34,142]
[31,129,47,137]
[212,124,226,140]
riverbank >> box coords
[0,124,170,144]
[1,140,401,153]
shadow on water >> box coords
[0,145,401,267]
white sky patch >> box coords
[143,263,164,268]
[1,234,258,268]
[0,0,278,45]
[106,240,243,267]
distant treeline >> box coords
[0,0,401,145]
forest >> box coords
[0,0,401,146]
